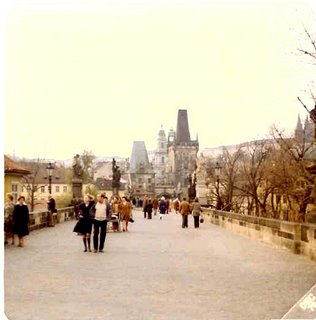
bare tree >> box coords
[219,146,244,212]
[19,158,46,211]
[80,150,95,184]
[269,126,314,221]
[238,140,272,217]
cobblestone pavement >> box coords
[4,210,316,320]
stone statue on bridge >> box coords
[72,154,83,199]
[112,158,121,196]
[72,154,83,179]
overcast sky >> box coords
[3,0,316,160]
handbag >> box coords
[129,217,134,223]
[200,217,204,223]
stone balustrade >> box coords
[202,208,316,262]
[28,206,76,231]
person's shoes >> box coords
[88,248,92,252]
[84,249,87,252]
[99,250,104,253]
[94,250,97,253]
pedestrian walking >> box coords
[4,194,15,245]
[179,197,190,228]
[89,193,112,253]
[119,196,132,232]
[152,197,159,216]
[166,198,170,214]
[13,196,29,247]
[143,195,148,218]
[191,197,202,228]
[111,196,120,232]
[73,195,93,252]
[144,198,153,219]
[173,198,180,214]
[159,197,167,220]
[47,195,56,227]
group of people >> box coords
[4,191,204,252]
[142,195,165,219]
[142,195,203,228]
[4,194,29,247]
[73,193,133,253]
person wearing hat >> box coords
[159,196,167,220]
[13,196,29,247]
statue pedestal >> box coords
[72,178,83,199]
[112,187,119,197]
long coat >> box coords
[119,202,132,220]
[191,202,202,216]
[179,200,191,215]
[152,198,159,209]
[13,204,29,237]
[73,202,93,235]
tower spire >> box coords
[176,109,191,143]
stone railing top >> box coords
[29,206,74,215]
[203,208,316,229]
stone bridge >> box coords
[4,208,316,320]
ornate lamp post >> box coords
[46,162,54,195]
[215,161,222,210]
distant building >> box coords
[153,125,168,186]
[4,155,31,202]
[18,160,69,209]
[94,177,127,198]
[168,109,199,197]
[128,141,155,198]
[295,114,315,143]
[152,109,199,199]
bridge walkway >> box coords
[4,209,316,320]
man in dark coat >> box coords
[47,196,56,227]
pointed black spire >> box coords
[176,109,191,143]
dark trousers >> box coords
[147,211,152,219]
[193,216,200,228]
[93,220,108,251]
[182,215,188,228]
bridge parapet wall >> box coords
[28,207,76,231]
[203,208,316,262]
